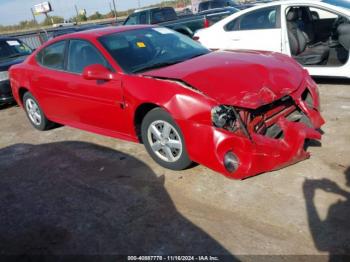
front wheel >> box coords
[141,108,192,171]
[23,92,54,131]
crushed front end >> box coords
[199,76,325,179]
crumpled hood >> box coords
[144,50,305,109]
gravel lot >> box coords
[0,79,349,259]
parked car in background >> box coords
[194,0,350,78]
[50,24,106,39]
[123,6,239,37]
[10,26,324,179]
[198,0,255,12]
[0,37,32,106]
[125,7,179,25]
[52,21,77,28]
[176,7,193,16]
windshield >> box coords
[0,39,32,61]
[99,27,210,73]
[323,0,350,9]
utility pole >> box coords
[74,4,79,24]
[112,0,117,20]
[109,2,113,14]
[138,0,141,8]
[30,8,38,25]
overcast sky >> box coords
[0,0,163,26]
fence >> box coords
[1,19,123,50]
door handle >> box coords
[231,39,241,41]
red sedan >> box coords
[9,25,325,179]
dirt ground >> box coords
[0,79,349,259]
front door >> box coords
[61,39,127,134]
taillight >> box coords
[203,18,210,28]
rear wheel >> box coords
[141,108,192,170]
[23,92,54,131]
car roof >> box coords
[258,0,348,7]
[264,0,350,13]
[198,7,239,14]
[53,25,154,41]
[207,0,350,29]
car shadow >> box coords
[0,142,235,258]
[303,167,350,261]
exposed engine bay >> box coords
[211,92,314,140]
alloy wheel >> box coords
[147,120,183,163]
[25,98,42,126]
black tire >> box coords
[141,108,192,171]
[23,92,54,131]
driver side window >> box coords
[67,40,109,74]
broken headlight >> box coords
[211,105,238,131]
[211,105,251,139]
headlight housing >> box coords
[211,105,250,138]
[0,71,9,82]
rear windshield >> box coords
[0,39,32,61]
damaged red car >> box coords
[9,26,325,179]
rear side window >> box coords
[67,40,108,74]
[199,2,210,12]
[36,41,66,70]
[151,10,165,24]
[226,7,280,31]
[151,8,177,24]
[162,8,177,20]
[125,13,138,25]
[139,12,147,24]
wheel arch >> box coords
[134,103,161,143]
[18,87,30,106]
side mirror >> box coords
[82,64,115,81]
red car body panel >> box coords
[9,26,325,179]
[144,50,305,109]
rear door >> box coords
[32,40,70,119]
[222,6,282,52]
